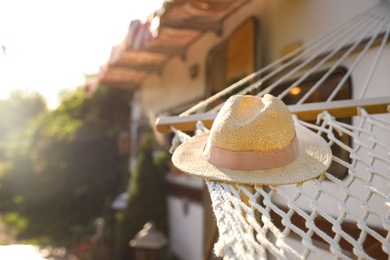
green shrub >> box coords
[3,212,28,236]
[0,86,131,247]
[116,133,167,259]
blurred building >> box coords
[91,0,389,259]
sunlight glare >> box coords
[0,0,163,109]
[0,245,47,260]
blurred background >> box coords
[0,0,163,259]
[1,0,386,259]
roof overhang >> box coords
[90,0,250,91]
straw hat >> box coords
[172,94,332,185]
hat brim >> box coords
[172,124,332,185]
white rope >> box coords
[195,120,209,135]
[169,126,191,153]
[269,11,383,101]
[359,24,390,99]
[179,2,387,115]
[296,6,390,104]
[179,2,386,115]
[168,2,390,259]
[327,9,390,102]
[201,109,390,259]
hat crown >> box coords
[208,94,295,151]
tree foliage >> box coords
[0,90,47,139]
[0,85,132,246]
[0,91,46,161]
[116,133,167,259]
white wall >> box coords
[262,0,390,229]
[167,196,203,260]
[346,47,390,99]
[261,0,378,64]
[141,0,380,116]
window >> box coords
[206,17,259,98]
[267,67,352,179]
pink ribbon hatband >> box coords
[203,136,299,171]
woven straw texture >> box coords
[170,110,390,259]
[206,110,390,259]
[167,2,390,258]
[209,94,295,151]
[172,95,332,185]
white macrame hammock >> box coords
[162,1,390,259]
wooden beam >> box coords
[112,63,163,73]
[160,19,222,32]
[289,96,390,121]
[155,97,390,133]
[156,112,217,134]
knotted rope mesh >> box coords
[171,110,389,259]
[204,109,390,259]
[166,1,390,259]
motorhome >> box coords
[93,0,390,258]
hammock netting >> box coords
[207,109,390,259]
[167,1,390,259]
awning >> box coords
[90,0,250,91]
